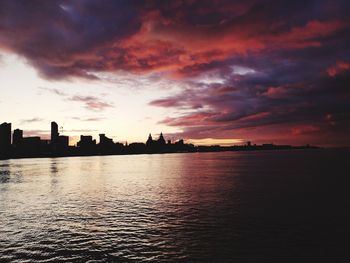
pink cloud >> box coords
[327,61,350,77]
[69,96,113,111]
[262,86,289,98]
[291,125,321,135]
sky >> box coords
[0,0,350,147]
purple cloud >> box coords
[0,0,350,145]
[69,95,113,111]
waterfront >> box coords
[0,150,349,262]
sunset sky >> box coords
[1,0,349,147]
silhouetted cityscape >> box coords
[0,121,317,160]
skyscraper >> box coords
[51,121,59,145]
[0,122,12,156]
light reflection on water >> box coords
[0,150,349,262]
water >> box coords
[0,149,349,262]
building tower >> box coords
[158,132,166,146]
[0,122,12,156]
[146,133,153,147]
[51,122,59,144]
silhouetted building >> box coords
[22,137,41,156]
[1,120,316,159]
[128,142,146,153]
[51,121,59,143]
[23,137,41,145]
[78,135,95,146]
[146,132,167,152]
[77,135,96,153]
[176,139,184,145]
[40,139,51,154]
[51,121,59,152]
[158,132,166,146]
[58,136,69,150]
[13,129,23,147]
[99,134,114,145]
[50,122,69,154]
[146,134,153,147]
[98,134,115,153]
[0,122,11,157]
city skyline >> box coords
[1,120,315,160]
[1,1,350,147]
[1,119,302,147]
[0,120,194,158]
[2,120,180,146]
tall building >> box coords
[0,122,12,156]
[51,121,59,143]
[13,129,23,147]
[51,121,70,154]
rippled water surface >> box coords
[1,150,349,262]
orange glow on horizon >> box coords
[187,138,244,146]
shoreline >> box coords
[0,145,320,161]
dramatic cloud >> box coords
[1,0,350,145]
[1,0,349,79]
[150,58,350,145]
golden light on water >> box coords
[188,138,244,146]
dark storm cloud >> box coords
[151,56,350,145]
[1,0,349,79]
[1,0,350,145]
[0,0,142,79]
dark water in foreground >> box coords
[0,150,349,262]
